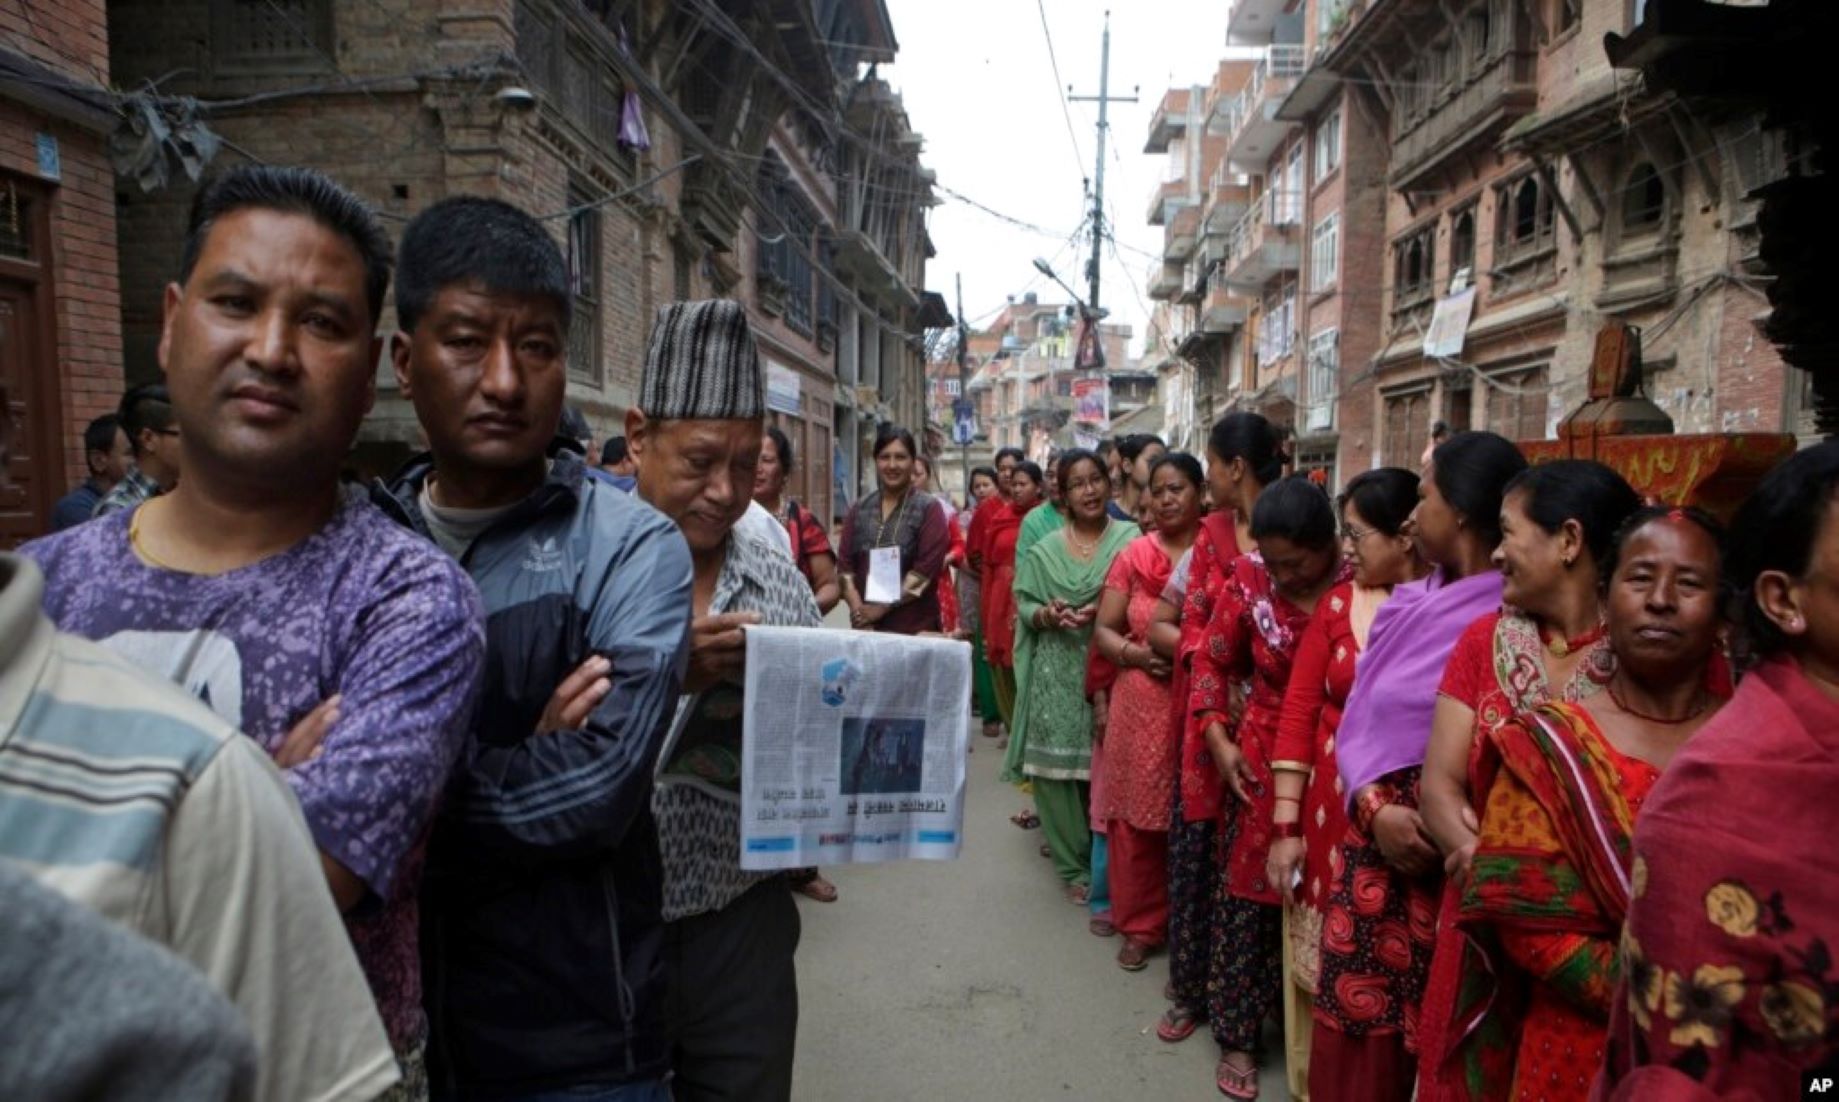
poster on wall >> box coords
[766,361,803,416]
[1071,376,1110,431]
[1423,287,1477,360]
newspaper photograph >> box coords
[737,625,971,870]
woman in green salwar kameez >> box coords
[1001,450,1135,903]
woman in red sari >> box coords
[913,455,963,633]
[1455,506,1728,1101]
[978,461,1043,737]
[1154,413,1282,1046]
[1092,453,1203,971]
[1417,460,1643,1100]
[1267,468,1427,1102]
[1599,443,1839,1100]
[1190,476,1350,1099]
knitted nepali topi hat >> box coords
[639,299,765,421]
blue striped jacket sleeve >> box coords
[443,513,694,862]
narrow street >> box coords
[793,727,1289,1102]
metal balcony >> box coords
[1224,203,1301,290]
[1226,44,1306,174]
[1179,257,1209,305]
[1165,205,1202,262]
[1390,47,1537,192]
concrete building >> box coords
[964,294,1131,461]
[1150,0,1797,485]
[106,0,936,514]
[1314,0,1792,470]
[0,3,122,541]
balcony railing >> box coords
[1226,201,1301,288]
[1224,44,1306,170]
[1390,47,1536,190]
[1201,282,1249,334]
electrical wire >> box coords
[1033,0,1088,181]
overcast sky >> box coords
[880,0,1232,358]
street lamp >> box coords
[1031,257,1106,322]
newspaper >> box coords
[738,625,971,870]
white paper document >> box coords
[739,626,971,870]
[865,545,902,604]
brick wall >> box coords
[0,0,121,492]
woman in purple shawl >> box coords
[1324,432,1525,1090]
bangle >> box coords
[1353,785,1394,835]
[1273,821,1303,840]
[1274,796,1301,805]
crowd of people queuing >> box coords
[957,413,1839,1099]
[1,158,1837,1102]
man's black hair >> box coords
[601,435,629,466]
[117,383,174,458]
[395,196,570,335]
[82,414,121,457]
[180,165,393,326]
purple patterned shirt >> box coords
[20,491,485,1052]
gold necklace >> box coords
[127,503,177,571]
[1067,522,1104,557]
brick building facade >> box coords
[106,0,935,513]
[0,1,121,542]
[1147,0,1797,486]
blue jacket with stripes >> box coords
[375,451,692,1098]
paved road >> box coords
[791,725,1291,1101]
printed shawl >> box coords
[1443,702,1649,1100]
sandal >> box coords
[1116,938,1153,971]
[1065,883,1090,906]
[790,873,838,903]
[1155,1005,1200,1043]
[1039,843,1052,858]
[1215,1056,1259,1100]
[983,721,1002,739]
[1088,913,1117,938]
[1010,810,1040,829]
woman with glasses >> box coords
[1267,468,1427,1101]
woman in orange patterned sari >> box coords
[1451,507,1730,1101]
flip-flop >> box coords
[1009,810,1041,829]
[1215,1057,1259,1100]
[1065,883,1089,906]
[1156,1005,1200,1043]
[1088,914,1117,938]
[1116,938,1152,971]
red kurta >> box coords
[977,503,1022,666]
[1278,582,1439,1045]
[1094,534,1179,831]
[1190,552,1347,904]
[1173,511,1243,823]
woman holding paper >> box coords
[839,425,951,636]
[1000,449,1134,904]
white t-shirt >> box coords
[737,499,794,561]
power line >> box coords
[1033,0,1088,180]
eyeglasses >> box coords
[1341,523,1376,543]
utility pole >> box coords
[1069,11,1138,323]
[955,272,971,501]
